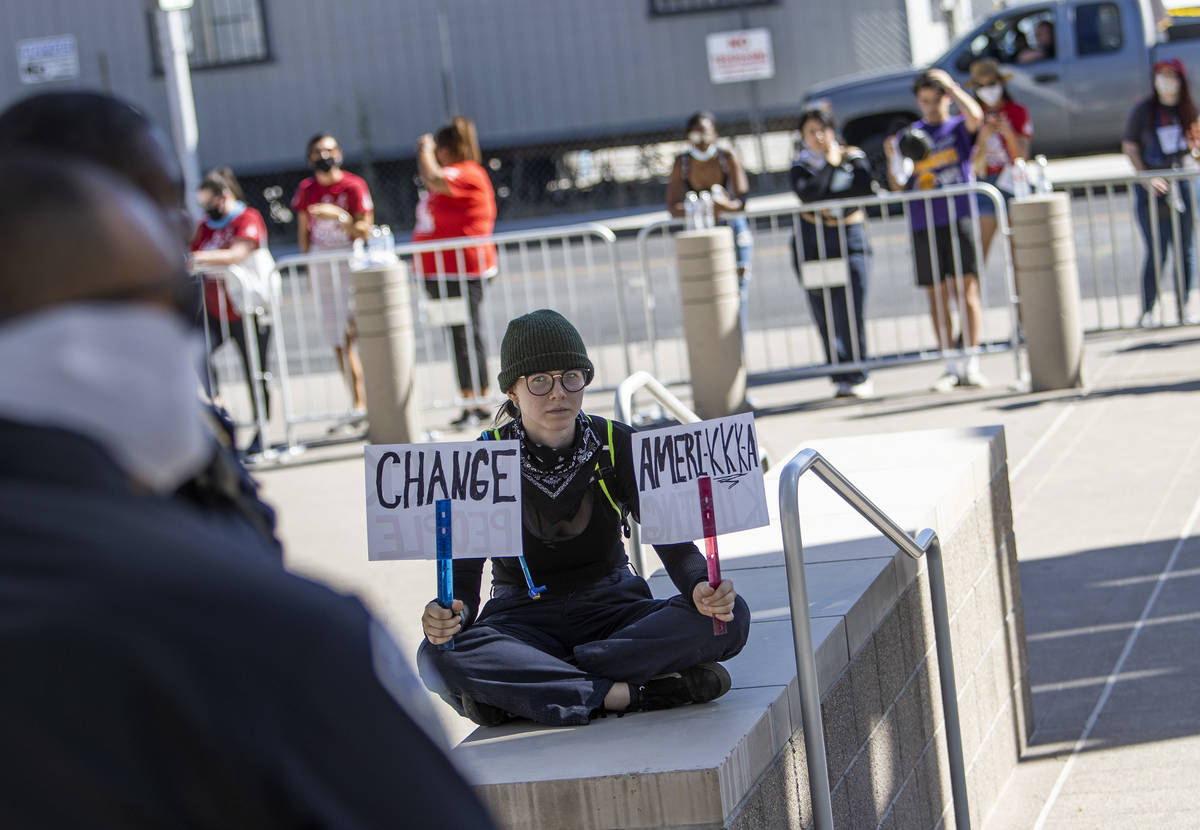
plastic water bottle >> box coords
[684,191,699,230]
[698,190,716,228]
[1034,155,1052,194]
[1012,157,1031,198]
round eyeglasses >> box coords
[522,370,588,396]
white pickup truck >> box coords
[802,0,1200,166]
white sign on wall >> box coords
[17,35,79,85]
[364,441,523,560]
[706,28,774,85]
[632,413,769,544]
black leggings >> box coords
[203,313,272,421]
[424,278,489,394]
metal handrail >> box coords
[613,371,702,575]
[779,448,970,830]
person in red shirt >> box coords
[290,133,374,415]
[968,59,1033,263]
[190,169,273,455]
[413,116,498,429]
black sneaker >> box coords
[632,662,732,712]
[449,410,482,429]
[461,694,513,727]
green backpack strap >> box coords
[586,414,629,536]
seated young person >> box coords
[417,309,751,727]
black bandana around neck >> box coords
[511,412,601,523]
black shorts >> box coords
[910,218,978,287]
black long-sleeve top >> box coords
[454,416,709,625]
[790,147,877,205]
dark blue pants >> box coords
[793,220,870,384]
[417,567,750,726]
[1135,183,1196,316]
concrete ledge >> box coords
[452,426,1031,830]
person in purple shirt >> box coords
[885,69,985,391]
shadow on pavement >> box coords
[1017,536,1200,762]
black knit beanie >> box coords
[497,309,594,392]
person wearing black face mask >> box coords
[290,133,374,418]
[189,169,275,455]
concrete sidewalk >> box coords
[255,324,1200,828]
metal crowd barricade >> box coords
[395,223,639,416]
[190,262,277,461]
[1050,167,1200,331]
[242,224,638,461]
[635,182,1023,390]
[269,249,364,456]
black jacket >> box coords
[454,416,709,623]
[0,418,496,829]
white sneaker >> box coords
[846,378,874,398]
[960,366,989,388]
[834,382,852,398]
[1139,311,1154,328]
[930,371,959,393]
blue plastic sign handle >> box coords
[436,499,454,651]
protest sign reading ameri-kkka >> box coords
[632,413,768,544]
[364,441,522,560]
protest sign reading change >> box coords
[364,441,522,560]
[633,413,768,544]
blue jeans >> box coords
[416,567,750,726]
[1135,183,1196,316]
[793,220,871,385]
[723,215,754,348]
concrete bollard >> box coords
[352,261,420,444]
[674,226,747,417]
[1009,192,1085,391]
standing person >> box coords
[0,151,499,830]
[968,58,1033,263]
[413,116,498,429]
[885,69,986,391]
[190,168,274,456]
[291,133,373,417]
[790,107,877,398]
[0,90,279,551]
[417,309,750,727]
[1121,59,1200,325]
[666,112,753,338]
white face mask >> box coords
[0,305,212,494]
[1156,74,1182,104]
[977,84,1004,108]
[688,141,718,162]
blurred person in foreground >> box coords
[190,167,275,456]
[666,111,754,339]
[413,116,498,429]
[1122,58,1200,325]
[0,151,498,829]
[967,58,1032,264]
[790,106,876,399]
[291,133,373,419]
[885,68,986,391]
[0,89,279,550]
